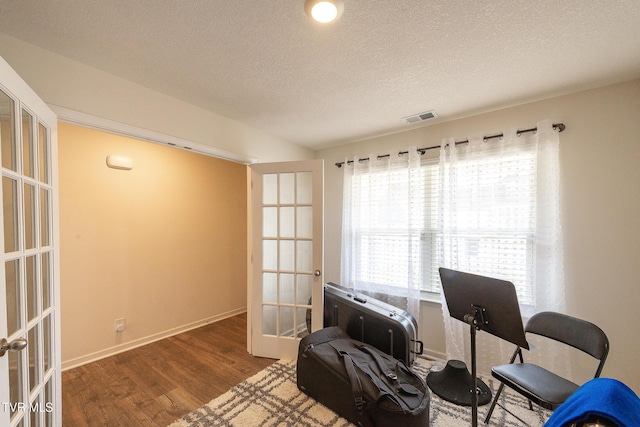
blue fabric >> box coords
[544,378,640,427]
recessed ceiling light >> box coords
[305,0,344,23]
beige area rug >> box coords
[169,359,551,426]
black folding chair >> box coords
[484,311,609,424]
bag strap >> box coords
[358,345,398,381]
[328,341,366,411]
[330,340,413,413]
[359,345,423,388]
[357,345,424,412]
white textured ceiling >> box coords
[1,1,639,150]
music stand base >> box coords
[426,360,492,406]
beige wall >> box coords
[59,122,249,368]
[317,79,640,394]
[0,35,317,370]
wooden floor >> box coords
[62,313,275,426]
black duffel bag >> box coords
[297,326,429,427]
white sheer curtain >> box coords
[341,149,423,323]
[437,120,567,376]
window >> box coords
[345,159,436,293]
[437,148,538,305]
[343,143,541,306]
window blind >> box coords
[345,145,538,305]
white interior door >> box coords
[250,160,323,359]
[0,56,61,426]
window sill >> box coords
[420,291,441,305]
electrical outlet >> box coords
[115,317,126,332]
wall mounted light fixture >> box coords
[106,155,133,170]
[305,0,344,23]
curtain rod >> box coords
[334,122,565,168]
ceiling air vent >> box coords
[403,110,438,124]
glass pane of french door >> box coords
[0,67,58,426]
[262,172,313,338]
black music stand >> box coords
[432,267,529,427]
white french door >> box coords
[0,56,61,426]
[250,160,323,359]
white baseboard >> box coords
[61,307,247,371]
[422,348,447,363]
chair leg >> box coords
[484,382,505,424]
